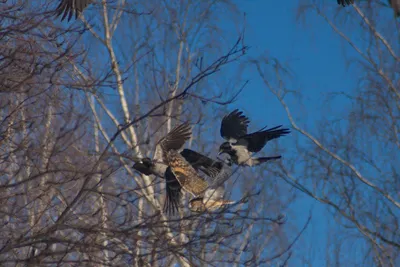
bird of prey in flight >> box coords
[132,123,235,214]
[133,148,235,214]
[55,0,92,21]
[165,149,236,214]
[165,163,233,215]
[161,124,235,214]
[218,109,290,167]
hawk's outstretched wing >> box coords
[220,109,250,142]
[154,123,192,163]
[163,167,182,215]
[167,151,208,197]
[55,0,92,21]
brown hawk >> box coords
[160,133,235,214]
[132,122,235,215]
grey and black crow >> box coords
[219,109,290,166]
[55,0,92,21]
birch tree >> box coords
[0,1,301,266]
[253,1,400,265]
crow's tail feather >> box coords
[253,156,281,165]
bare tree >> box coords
[0,0,302,266]
[252,1,400,266]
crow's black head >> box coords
[141,157,153,168]
[132,157,153,176]
[218,142,232,155]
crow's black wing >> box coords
[163,167,182,215]
[180,149,223,178]
[220,109,250,142]
[55,0,92,21]
[337,0,354,6]
[241,125,290,153]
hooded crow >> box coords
[219,109,290,166]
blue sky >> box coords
[226,0,361,265]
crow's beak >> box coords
[132,157,143,169]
